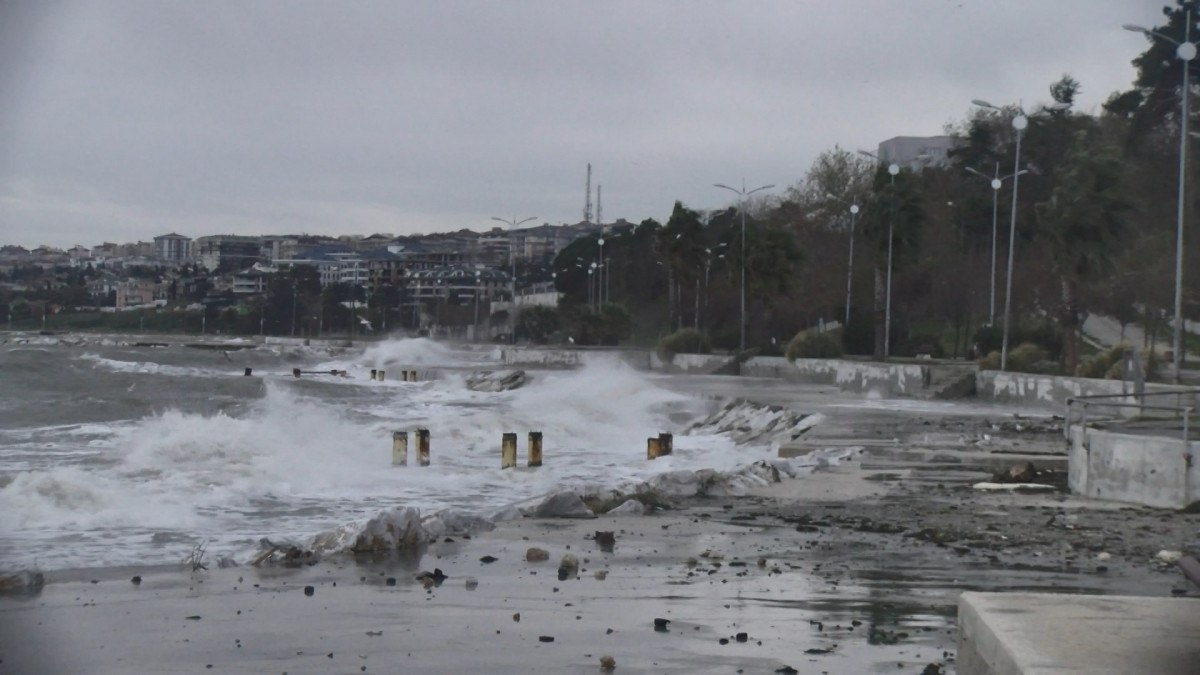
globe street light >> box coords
[857,152,901,359]
[597,236,606,305]
[825,193,861,329]
[965,164,1028,325]
[714,180,775,352]
[473,269,481,341]
[1125,12,1196,381]
[972,99,1069,370]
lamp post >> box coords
[856,152,901,359]
[972,99,1069,370]
[965,163,1028,325]
[1125,12,1195,382]
[825,193,861,329]
[597,236,606,306]
[714,180,775,352]
[473,270,481,341]
[491,216,536,344]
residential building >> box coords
[876,135,956,169]
[153,233,191,262]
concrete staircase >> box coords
[921,363,978,400]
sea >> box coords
[0,335,816,573]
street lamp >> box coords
[491,215,536,344]
[596,236,606,306]
[714,180,775,352]
[856,152,901,359]
[825,193,861,329]
[1125,12,1196,382]
[972,98,1069,371]
[473,269,481,341]
[965,164,1028,325]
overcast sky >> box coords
[0,0,1173,249]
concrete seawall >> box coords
[1069,426,1200,509]
[742,356,932,397]
[977,370,1198,415]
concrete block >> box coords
[958,591,1200,674]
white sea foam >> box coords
[0,341,835,571]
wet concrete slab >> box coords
[0,512,956,674]
[957,591,1200,674]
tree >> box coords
[517,305,559,344]
[1035,129,1130,372]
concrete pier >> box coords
[957,591,1200,674]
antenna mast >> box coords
[583,163,593,224]
[596,184,603,229]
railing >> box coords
[1064,389,1199,450]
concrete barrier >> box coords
[741,356,931,397]
[958,591,1200,675]
[648,352,737,374]
[978,370,1198,415]
[495,347,652,370]
[1069,426,1200,509]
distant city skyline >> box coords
[1,1,1168,248]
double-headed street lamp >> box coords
[965,163,1027,325]
[856,152,901,359]
[714,180,775,352]
[1125,12,1196,382]
[825,193,861,329]
[492,215,537,344]
[971,99,1068,371]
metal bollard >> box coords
[647,437,663,460]
[392,431,408,466]
[416,428,430,466]
[244,367,253,376]
[528,431,543,467]
[658,433,673,456]
[292,368,301,378]
[501,433,517,469]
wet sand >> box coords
[3,376,1198,674]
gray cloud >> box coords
[0,0,1168,247]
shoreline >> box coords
[4,453,1197,674]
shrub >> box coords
[1076,345,1126,379]
[978,343,1058,374]
[785,330,843,361]
[657,328,710,362]
[1007,342,1050,372]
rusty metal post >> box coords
[647,437,662,460]
[392,431,408,466]
[528,431,543,467]
[658,432,673,456]
[501,432,517,469]
[417,428,430,466]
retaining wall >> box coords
[496,347,652,370]
[741,356,931,396]
[648,352,736,374]
[1069,426,1200,509]
[977,370,1197,414]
